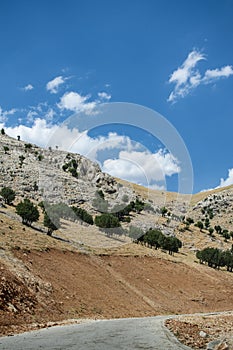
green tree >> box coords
[196,247,224,269]
[214,225,222,235]
[208,227,214,236]
[186,217,194,225]
[16,199,39,226]
[37,154,43,161]
[143,229,164,250]
[204,218,210,229]
[222,250,233,272]
[160,236,182,255]
[0,187,16,205]
[72,206,93,225]
[69,167,78,178]
[44,209,60,236]
[184,217,194,230]
[134,198,145,213]
[223,230,230,241]
[161,206,168,217]
[196,221,204,231]
[1,128,5,135]
[3,146,9,154]
[95,213,120,228]
[25,143,32,150]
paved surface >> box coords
[0,316,192,350]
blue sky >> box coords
[0,0,233,193]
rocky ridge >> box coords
[0,134,135,211]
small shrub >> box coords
[25,143,32,149]
[3,146,9,154]
[37,154,43,161]
[0,187,16,205]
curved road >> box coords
[0,316,192,350]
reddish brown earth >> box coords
[1,247,233,339]
[166,313,233,349]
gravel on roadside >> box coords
[166,312,233,349]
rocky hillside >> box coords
[191,187,233,232]
[0,132,233,251]
[0,133,135,210]
[1,133,233,346]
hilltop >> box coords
[0,132,233,346]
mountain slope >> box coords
[1,133,233,337]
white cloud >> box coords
[168,50,233,103]
[201,168,233,192]
[1,119,57,147]
[102,150,180,185]
[44,108,56,121]
[219,168,233,188]
[0,106,17,123]
[1,118,180,188]
[25,103,56,124]
[23,84,34,91]
[26,110,38,123]
[46,76,66,94]
[58,91,97,114]
[168,50,205,102]
[203,65,233,83]
[98,92,111,100]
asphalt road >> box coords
[0,316,192,350]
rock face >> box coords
[191,189,233,232]
[0,134,135,211]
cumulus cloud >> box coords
[102,150,180,185]
[1,118,180,188]
[46,76,67,94]
[0,119,57,147]
[98,92,111,100]
[0,106,17,123]
[44,108,56,121]
[26,110,38,123]
[201,168,233,192]
[58,91,98,114]
[203,65,233,83]
[23,84,34,91]
[168,50,205,102]
[219,168,233,188]
[168,50,233,103]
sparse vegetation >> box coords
[37,154,43,161]
[19,155,25,166]
[0,187,16,205]
[72,206,94,225]
[196,247,233,272]
[135,228,182,255]
[44,207,61,236]
[195,221,204,231]
[16,199,39,226]
[3,146,9,154]
[62,158,79,178]
[95,213,120,229]
[25,143,32,150]
[161,206,168,217]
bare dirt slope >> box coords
[1,209,233,338]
